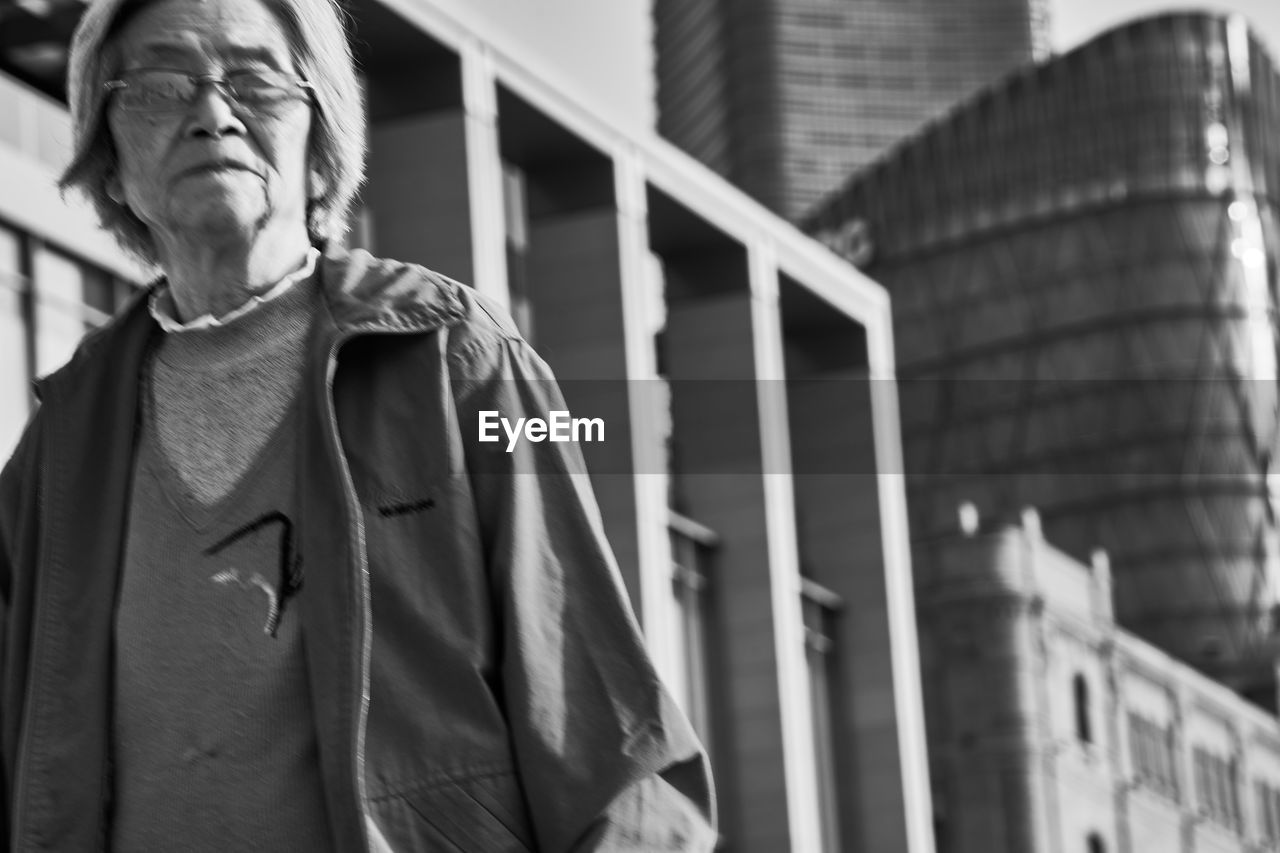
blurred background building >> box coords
[805,10,1280,705]
[652,0,1053,221]
[803,11,1280,852]
[0,0,934,851]
[918,507,1280,853]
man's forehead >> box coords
[126,38,288,65]
[114,0,293,63]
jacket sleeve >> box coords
[572,758,718,851]
[450,317,717,852]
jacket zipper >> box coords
[321,330,374,853]
[322,323,428,853]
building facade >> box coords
[804,13,1280,705]
[918,507,1280,853]
[652,0,1052,221]
[0,0,935,850]
[0,67,145,460]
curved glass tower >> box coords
[806,13,1280,702]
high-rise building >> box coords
[652,0,1052,221]
[0,0,936,850]
[804,13,1280,705]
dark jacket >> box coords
[0,250,715,851]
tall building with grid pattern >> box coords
[653,0,1052,221]
[796,12,1280,853]
[805,12,1280,706]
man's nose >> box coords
[187,83,246,138]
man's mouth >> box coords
[182,161,257,178]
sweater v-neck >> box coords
[145,270,318,513]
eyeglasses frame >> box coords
[103,67,316,113]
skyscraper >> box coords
[653,0,1052,220]
[799,15,1280,850]
[805,12,1280,705]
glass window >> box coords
[669,511,716,747]
[1073,674,1092,744]
[32,246,112,376]
[1193,746,1240,831]
[1128,712,1178,800]
[501,161,533,341]
[1229,758,1242,828]
[802,576,843,853]
[1257,781,1280,843]
[0,228,134,460]
[1264,778,1274,840]
[1160,726,1179,800]
[0,225,29,459]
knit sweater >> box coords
[112,272,333,851]
[148,266,316,507]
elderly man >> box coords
[0,0,716,849]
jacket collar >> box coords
[33,248,468,400]
[314,249,469,337]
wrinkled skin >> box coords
[106,0,316,320]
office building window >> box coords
[33,246,116,375]
[668,511,717,747]
[1128,712,1178,799]
[802,575,844,853]
[0,223,136,459]
[501,161,533,341]
[1257,780,1280,844]
[1193,746,1241,832]
[1073,673,1092,744]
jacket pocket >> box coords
[370,766,536,852]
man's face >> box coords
[105,0,313,250]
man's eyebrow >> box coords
[221,45,292,67]
[130,42,200,63]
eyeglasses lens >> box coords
[121,72,192,110]
[115,70,303,112]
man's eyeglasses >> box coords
[104,68,314,113]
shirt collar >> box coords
[149,247,320,333]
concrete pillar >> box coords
[749,247,825,853]
[460,41,510,306]
[612,151,681,677]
